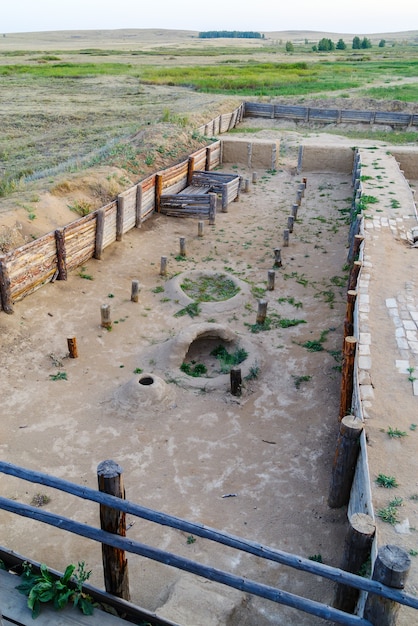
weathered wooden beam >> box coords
[155,174,163,213]
[94,209,105,260]
[0,259,14,314]
[55,228,67,280]
[135,184,143,228]
[97,460,130,601]
[116,194,124,242]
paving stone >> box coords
[395,327,405,338]
[397,337,409,350]
[358,355,372,370]
[406,331,418,341]
[360,385,374,400]
[395,360,410,374]
[414,380,418,397]
[359,332,372,345]
[404,320,416,330]
[385,298,398,308]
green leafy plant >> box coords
[377,497,403,525]
[49,372,67,381]
[186,535,196,544]
[308,554,323,563]
[387,427,407,438]
[174,302,201,318]
[407,366,417,383]
[133,367,143,374]
[245,364,260,380]
[16,561,94,618]
[180,361,207,377]
[293,375,312,389]
[410,424,417,431]
[210,344,248,374]
[68,200,92,217]
[152,285,164,293]
[78,266,93,280]
[181,275,239,302]
[376,473,398,488]
[300,329,329,352]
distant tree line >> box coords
[198,31,264,39]
[285,36,386,53]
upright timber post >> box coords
[339,336,357,420]
[97,460,130,600]
[328,415,363,508]
[364,545,411,626]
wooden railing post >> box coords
[0,259,13,314]
[97,460,130,600]
[364,545,411,626]
[339,336,357,420]
[55,228,67,280]
[328,415,363,508]
[343,290,357,341]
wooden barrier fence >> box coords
[0,460,417,626]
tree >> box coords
[285,41,294,52]
[318,38,335,51]
[352,36,361,49]
[361,37,372,49]
[378,39,386,47]
[336,38,346,50]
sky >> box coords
[2,0,416,35]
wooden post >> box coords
[343,290,357,341]
[155,174,163,213]
[333,513,376,613]
[339,336,357,420]
[243,178,250,192]
[230,368,242,396]
[274,248,282,268]
[256,300,268,325]
[287,215,294,233]
[116,195,124,242]
[283,229,290,247]
[67,337,78,359]
[198,221,204,238]
[205,146,211,171]
[0,259,14,314]
[296,190,303,206]
[131,280,140,303]
[94,209,105,260]
[291,203,299,219]
[364,545,411,626]
[298,182,305,197]
[55,229,67,280]
[160,256,167,277]
[209,193,216,225]
[97,460,130,601]
[252,172,257,184]
[348,260,362,291]
[179,237,186,257]
[303,177,307,188]
[187,156,195,186]
[135,184,142,228]
[100,304,112,329]
[267,270,275,291]
[328,415,363,508]
[352,234,364,260]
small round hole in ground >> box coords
[139,376,154,386]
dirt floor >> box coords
[1,124,418,625]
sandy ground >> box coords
[0,138,354,624]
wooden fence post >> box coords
[131,280,140,303]
[0,259,14,314]
[100,304,112,329]
[287,215,294,233]
[274,248,282,268]
[230,368,242,396]
[328,415,363,508]
[55,229,67,280]
[339,336,357,420]
[343,290,357,341]
[116,195,124,242]
[155,174,163,213]
[135,184,143,228]
[209,193,216,225]
[256,300,268,325]
[179,237,186,257]
[198,221,204,238]
[333,513,375,613]
[160,256,167,277]
[94,209,105,260]
[187,156,195,186]
[252,172,257,184]
[291,203,299,220]
[97,460,130,600]
[267,270,275,291]
[348,260,362,291]
[283,229,290,247]
[67,337,78,359]
[364,545,411,626]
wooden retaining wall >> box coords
[300,145,355,173]
[243,102,418,128]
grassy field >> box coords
[0,29,418,202]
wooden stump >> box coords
[135,184,143,228]
[267,270,275,291]
[116,194,124,242]
[333,512,375,613]
[198,221,204,238]
[287,215,294,233]
[131,280,140,303]
[364,545,411,626]
[252,172,257,184]
[179,237,186,257]
[160,256,167,277]
[291,203,299,219]
[348,261,362,291]
[328,415,363,508]
[94,209,105,260]
[243,178,250,192]
[274,248,282,268]
[230,368,242,396]
[339,336,357,420]
[283,229,290,247]
[100,304,112,329]
[97,460,130,601]
[256,300,268,325]
[67,337,78,359]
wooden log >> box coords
[274,248,282,268]
[283,229,290,247]
[364,545,411,626]
[352,234,364,260]
[339,336,357,420]
[100,304,112,329]
[343,290,358,341]
[230,368,242,396]
[94,209,105,260]
[67,337,78,359]
[198,221,204,238]
[179,237,186,257]
[298,182,305,197]
[209,193,216,225]
[160,256,167,277]
[131,280,140,303]
[256,300,268,325]
[97,460,130,601]
[303,177,307,188]
[55,229,67,280]
[334,513,376,613]
[267,270,275,291]
[287,215,294,233]
[0,259,14,314]
[116,195,124,242]
[187,156,195,186]
[252,172,257,184]
[348,261,362,291]
[296,189,303,206]
[291,203,299,219]
[155,174,163,213]
[243,178,250,193]
[328,415,363,508]
[135,185,143,228]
